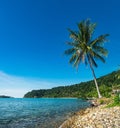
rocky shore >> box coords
[60,104,120,128]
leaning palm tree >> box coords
[65,19,109,98]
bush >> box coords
[114,94,120,105]
[99,99,104,104]
[107,94,120,107]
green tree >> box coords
[65,19,109,98]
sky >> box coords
[0,0,120,97]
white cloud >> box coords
[0,89,28,98]
[0,71,60,98]
[0,71,87,98]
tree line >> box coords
[24,70,120,98]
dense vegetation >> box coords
[0,95,12,98]
[24,70,120,98]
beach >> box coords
[60,101,120,128]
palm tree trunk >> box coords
[88,60,102,98]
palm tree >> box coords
[65,19,109,98]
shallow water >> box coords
[0,98,90,128]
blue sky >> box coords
[0,0,120,97]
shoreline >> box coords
[59,98,94,128]
[59,102,120,128]
[59,105,91,128]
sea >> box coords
[0,98,90,128]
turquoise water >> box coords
[0,98,90,128]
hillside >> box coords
[24,70,120,98]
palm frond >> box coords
[89,23,96,38]
[68,28,78,41]
[90,34,109,46]
[77,21,86,42]
[84,57,88,66]
[73,50,85,69]
[93,45,108,56]
[77,19,96,44]
[89,47,106,63]
[69,53,77,64]
[64,48,75,55]
[73,55,81,69]
[93,52,106,63]
[84,19,93,43]
[66,42,79,47]
[88,54,98,67]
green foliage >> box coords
[24,70,120,98]
[99,99,104,104]
[107,94,120,107]
[99,85,112,98]
[114,94,120,105]
[65,19,109,69]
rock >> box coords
[60,105,120,128]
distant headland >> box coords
[0,95,13,98]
